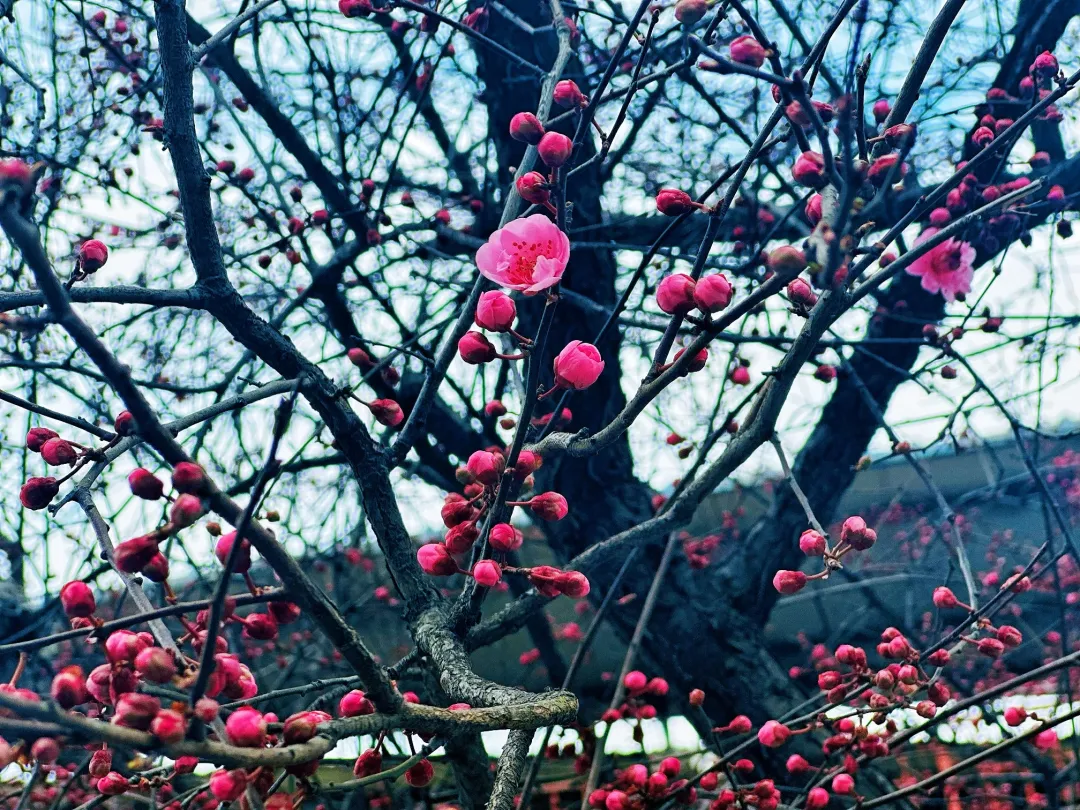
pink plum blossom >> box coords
[905,227,976,302]
[475,214,570,295]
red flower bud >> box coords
[792,151,826,187]
[225,707,266,747]
[243,612,279,641]
[41,438,77,466]
[553,341,604,390]
[353,748,383,777]
[151,709,187,743]
[475,290,517,332]
[60,581,96,618]
[367,398,405,427]
[768,245,807,274]
[656,273,697,315]
[458,330,498,364]
[26,427,59,452]
[112,692,161,730]
[417,543,458,575]
[553,80,586,108]
[97,772,130,796]
[757,719,791,747]
[210,770,248,802]
[516,171,550,205]
[1031,50,1059,77]
[772,569,807,595]
[114,535,160,574]
[656,188,695,216]
[405,759,435,786]
[537,132,573,168]
[786,277,818,309]
[729,35,766,67]
[172,462,207,494]
[526,492,568,521]
[339,689,375,717]
[799,529,827,556]
[170,493,204,528]
[339,0,373,17]
[693,274,733,313]
[215,531,252,573]
[79,240,109,272]
[135,647,177,683]
[473,559,502,587]
[20,476,59,510]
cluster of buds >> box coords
[775,515,877,596]
[20,411,139,511]
[587,756,697,810]
[654,273,733,317]
[344,346,405,428]
[600,671,670,725]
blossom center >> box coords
[506,238,555,285]
[930,243,963,275]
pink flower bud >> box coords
[418,543,458,575]
[405,759,434,787]
[339,689,375,717]
[557,570,590,598]
[840,515,877,550]
[537,132,573,168]
[872,98,891,122]
[150,709,187,744]
[225,707,266,747]
[60,581,96,618]
[674,0,708,26]
[553,341,604,390]
[89,749,112,778]
[51,667,87,708]
[831,773,854,794]
[772,569,807,595]
[97,772,129,796]
[623,670,647,692]
[659,756,680,777]
[526,492,569,521]
[932,586,959,609]
[128,468,164,500]
[41,438,77,466]
[473,559,502,587]
[114,535,160,574]
[799,529,826,556]
[243,612,279,641]
[210,770,248,802]
[475,290,517,332]
[786,754,809,774]
[784,278,816,311]
[806,787,830,809]
[656,273,697,315]
[172,462,206,494]
[489,523,523,552]
[112,693,161,730]
[997,625,1022,647]
[212,531,251,573]
[20,476,59,510]
[674,346,708,373]
[367,398,405,427]
[767,246,807,275]
[516,171,550,205]
[972,126,994,147]
[553,80,586,108]
[757,720,791,747]
[867,153,904,186]
[467,450,506,486]
[353,747,383,777]
[656,188,695,216]
[729,35,766,67]
[79,240,109,272]
[1031,50,1058,77]
[135,647,177,683]
[509,112,545,145]
[693,274,733,313]
[170,494,204,528]
[26,427,59,452]
[792,151,826,187]
[458,331,497,364]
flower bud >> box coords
[41,438,77,466]
[693,274,733,313]
[339,689,375,717]
[135,647,177,683]
[772,569,807,595]
[729,35,766,67]
[60,581,96,618]
[172,462,207,494]
[537,132,573,168]
[792,151,826,187]
[26,427,59,452]
[553,341,604,390]
[151,709,187,744]
[799,529,826,556]
[1031,50,1058,77]
[768,245,807,274]
[475,290,517,332]
[489,523,523,552]
[656,188,694,216]
[417,543,458,575]
[472,559,502,587]
[128,468,164,500]
[674,0,708,26]
[210,770,248,802]
[458,331,497,364]
[20,476,59,510]
[526,492,569,521]
[509,112,545,145]
[112,692,161,730]
[553,80,586,108]
[516,171,550,205]
[79,240,109,272]
[405,759,435,787]
[368,398,405,427]
[757,720,791,747]
[215,531,252,573]
[225,707,266,747]
[97,772,130,796]
[114,535,160,574]
[89,749,112,778]
[170,493,204,528]
[656,273,697,315]
[51,667,88,708]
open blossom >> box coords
[905,227,976,302]
[475,214,570,294]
